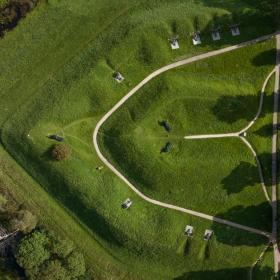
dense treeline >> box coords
[16,230,86,280]
[0,190,87,279]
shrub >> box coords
[51,144,71,161]
[16,231,50,271]
[16,230,86,280]
[9,209,37,234]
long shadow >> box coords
[221,153,272,195]
[213,202,272,241]
[211,93,269,124]
[258,152,272,187]
[174,266,273,280]
[254,124,273,138]
[197,0,278,27]
[252,49,277,66]
[221,161,259,195]
[193,0,278,48]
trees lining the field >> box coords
[16,230,86,280]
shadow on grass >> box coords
[221,152,272,194]
[198,0,278,24]
[221,161,259,195]
[253,124,273,138]
[213,202,272,239]
[211,93,268,124]
[251,49,277,66]
[174,266,273,280]
[258,152,272,187]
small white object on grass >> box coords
[113,72,124,83]
[122,198,132,209]
[170,38,179,50]
[211,30,221,41]
[192,33,201,45]
[203,229,213,241]
[231,26,240,36]
[184,225,194,237]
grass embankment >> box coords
[101,40,275,231]
[1,147,271,280]
[0,0,277,278]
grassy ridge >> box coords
[0,0,277,278]
[100,40,275,230]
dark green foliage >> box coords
[38,260,70,280]
[50,237,74,259]
[16,230,86,280]
[66,251,86,279]
[16,231,50,271]
[9,209,37,233]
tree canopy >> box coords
[16,230,86,280]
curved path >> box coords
[93,33,276,239]
[184,69,276,204]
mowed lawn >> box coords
[100,40,275,231]
[0,0,277,278]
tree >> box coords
[16,231,50,271]
[39,260,70,280]
[66,251,86,279]
[15,230,86,279]
[9,210,37,233]
[51,237,74,259]
[51,144,71,161]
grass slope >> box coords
[101,40,275,230]
[0,0,277,278]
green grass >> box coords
[100,40,275,231]
[1,146,271,279]
[247,75,275,197]
[0,0,277,278]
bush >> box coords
[51,144,71,161]
[9,209,37,234]
[16,231,50,271]
[16,230,86,280]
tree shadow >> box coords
[258,152,272,187]
[251,49,276,66]
[212,202,272,241]
[174,266,273,280]
[211,93,268,124]
[220,152,273,193]
[221,161,259,195]
[253,124,273,137]
[197,0,277,25]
